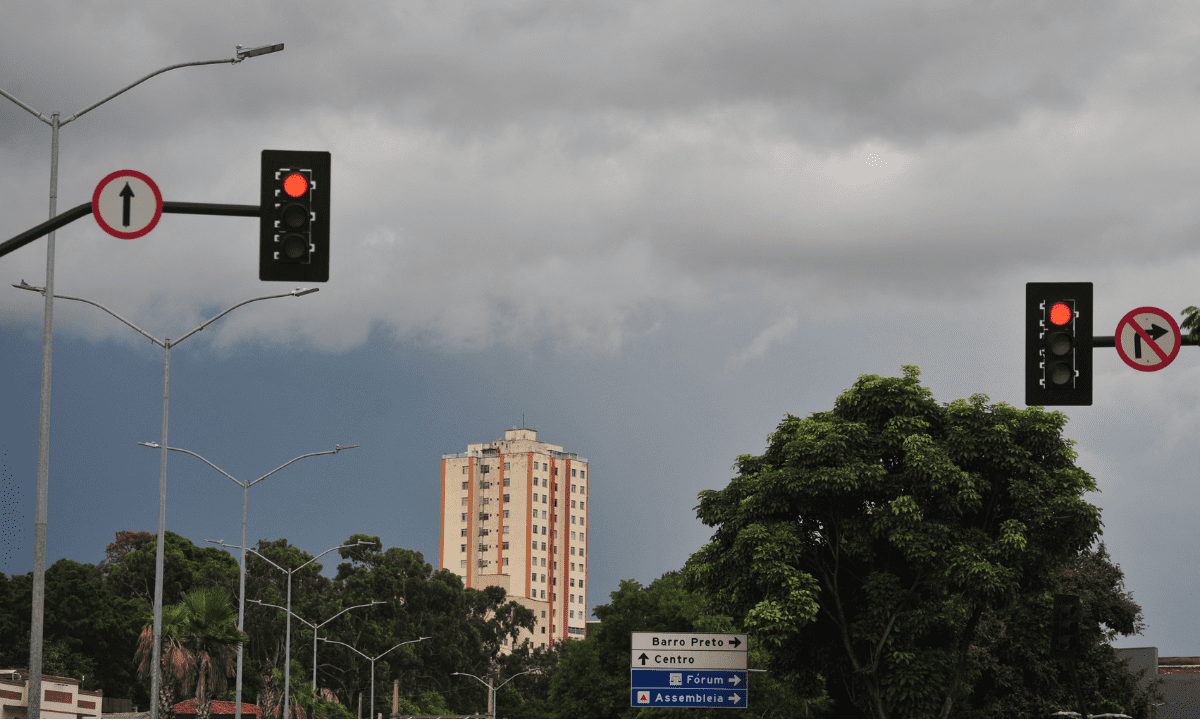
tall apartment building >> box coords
[439,428,590,650]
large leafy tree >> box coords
[690,366,1106,717]
[100,530,240,610]
[964,542,1163,717]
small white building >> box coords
[0,669,102,719]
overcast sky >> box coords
[2,2,1199,656]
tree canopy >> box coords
[688,366,1145,717]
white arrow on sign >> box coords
[92,169,163,239]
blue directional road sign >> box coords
[630,669,748,708]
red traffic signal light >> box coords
[260,150,330,282]
[1026,283,1093,406]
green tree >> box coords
[963,542,1163,717]
[690,366,1105,718]
[1182,305,1200,342]
[101,530,239,610]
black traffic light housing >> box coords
[1026,282,1092,406]
[260,150,330,282]
[1049,593,1082,658]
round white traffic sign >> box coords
[92,170,163,239]
[1115,306,1180,372]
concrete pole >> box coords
[393,678,398,719]
[150,340,171,718]
[27,110,59,720]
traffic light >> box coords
[1026,282,1092,406]
[260,150,331,282]
[1049,593,1082,658]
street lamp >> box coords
[134,440,353,718]
[319,636,430,719]
[0,44,283,718]
[452,669,535,719]
[12,282,315,718]
[247,599,385,710]
[208,541,371,719]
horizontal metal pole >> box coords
[162,202,260,217]
[1095,336,1199,347]
[0,203,93,259]
[1,202,260,259]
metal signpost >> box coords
[630,632,748,709]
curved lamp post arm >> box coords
[315,600,385,630]
[13,283,163,346]
[248,443,358,489]
[143,444,241,486]
[318,637,370,662]
[63,45,284,127]
[173,287,317,347]
[0,86,49,123]
[247,598,316,631]
[494,669,534,691]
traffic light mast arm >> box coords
[1093,336,1200,347]
[0,202,261,259]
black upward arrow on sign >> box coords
[638,653,649,666]
[119,182,135,227]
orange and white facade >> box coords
[439,428,590,650]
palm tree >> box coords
[135,603,195,718]
[177,587,248,719]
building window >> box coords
[504,526,510,534]
[504,478,511,487]
[503,541,509,550]
[460,560,466,568]
[541,542,547,551]
[503,557,509,566]
[543,463,548,470]
[570,546,575,555]
[571,516,576,524]
[461,529,467,537]
[504,462,510,470]
[461,513,467,522]
[531,540,537,549]
[540,557,546,567]
[571,485,577,493]
[572,469,577,478]
[580,501,585,510]
[462,466,468,474]
[571,562,576,571]
[540,574,546,583]
[532,524,538,534]
[541,510,547,520]
[541,627,546,634]
[540,590,545,599]
[504,510,510,519]
[569,609,575,619]
[531,572,537,582]
[580,517,584,526]
[461,497,468,506]
[461,544,466,552]
[541,526,547,535]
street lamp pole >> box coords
[13,283,314,718]
[319,637,430,719]
[249,600,384,710]
[207,541,371,719]
[453,670,534,719]
[136,441,355,719]
[0,43,283,719]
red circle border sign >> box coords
[92,169,163,239]
[1114,306,1181,372]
